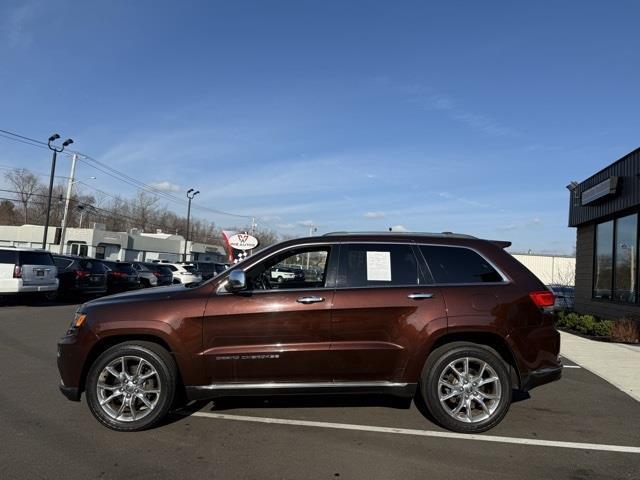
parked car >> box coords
[0,247,58,297]
[101,261,140,293]
[548,284,575,310]
[142,263,173,286]
[187,261,230,281]
[131,262,158,288]
[58,232,561,433]
[53,255,108,298]
[161,262,202,285]
[270,266,305,283]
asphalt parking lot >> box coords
[1,302,638,479]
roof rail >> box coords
[322,231,478,239]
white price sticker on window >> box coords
[366,251,391,281]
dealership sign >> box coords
[581,176,618,205]
[227,233,259,251]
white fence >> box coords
[511,253,575,286]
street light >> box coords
[42,133,73,249]
[183,188,200,261]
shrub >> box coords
[610,318,640,343]
[554,311,612,337]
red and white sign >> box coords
[227,233,259,251]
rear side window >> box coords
[19,252,54,266]
[420,246,503,284]
[114,263,135,274]
[183,265,197,273]
[337,243,422,287]
[54,257,74,270]
[0,250,17,264]
[80,260,106,273]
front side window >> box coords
[420,246,502,284]
[246,246,330,291]
[594,221,614,300]
[613,214,637,302]
[336,243,421,288]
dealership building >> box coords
[0,224,226,263]
[568,147,640,319]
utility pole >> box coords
[58,154,77,254]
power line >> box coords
[0,127,276,228]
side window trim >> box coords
[416,243,510,286]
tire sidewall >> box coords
[421,343,512,433]
[86,343,176,432]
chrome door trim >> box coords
[195,381,409,391]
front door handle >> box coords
[407,293,434,300]
[297,296,325,304]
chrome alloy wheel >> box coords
[96,356,162,422]
[437,356,502,423]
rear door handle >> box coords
[407,293,434,300]
[297,296,325,304]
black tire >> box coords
[419,342,511,433]
[276,276,283,283]
[85,341,177,432]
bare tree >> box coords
[4,168,39,224]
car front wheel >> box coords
[420,342,511,433]
[85,341,177,432]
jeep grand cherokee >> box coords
[57,232,561,432]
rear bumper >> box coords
[521,364,563,391]
[0,278,58,293]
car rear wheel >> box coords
[86,341,177,432]
[419,342,511,433]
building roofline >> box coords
[573,146,640,187]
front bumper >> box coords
[59,380,81,401]
[521,364,563,391]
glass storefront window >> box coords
[613,214,637,302]
[594,220,614,299]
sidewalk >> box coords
[560,331,640,402]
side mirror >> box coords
[226,270,246,292]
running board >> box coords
[185,381,417,401]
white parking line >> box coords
[563,365,582,369]
[190,411,640,454]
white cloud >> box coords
[364,211,385,219]
[150,181,181,192]
[389,225,408,232]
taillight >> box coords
[153,271,161,278]
[75,270,90,279]
[13,265,22,278]
[529,291,555,309]
[111,271,125,278]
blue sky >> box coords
[1,0,639,254]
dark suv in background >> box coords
[58,232,560,433]
[53,255,108,298]
[101,261,140,293]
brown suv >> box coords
[57,232,561,432]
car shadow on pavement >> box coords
[165,389,531,429]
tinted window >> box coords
[80,260,106,273]
[337,244,421,288]
[420,246,502,284]
[114,263,135,274]
[613,214,637,302]
[594,221,614,300]
[19,252,54,266]
[0,250,16,264]
[53,257,74,270]
[183,265,197,273]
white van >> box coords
[0,248,59,295]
